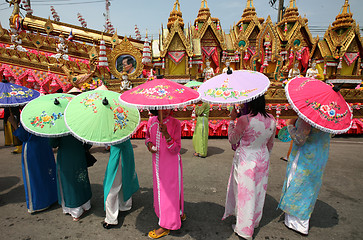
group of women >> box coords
[5,93,331,239]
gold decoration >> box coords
[195,17,226,50]
[32,32,44,49]
[0,22,6,38]
[111,30,119,48]
[89,45,98,59]
[161,20,192,57]
[44,17,54,35]
[108,37,143,80]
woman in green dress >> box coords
[192,101,210,158]
[50,135,92,221]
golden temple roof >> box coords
[237,0,264,26]
[167,0,184,29]
[280,0,300,24]
[331,0,354,31]
[194,0,219,24]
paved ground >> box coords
[0,128,362,240]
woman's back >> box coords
[238,113,275,150]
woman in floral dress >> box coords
[278,118,331,235]
[222,96,276,240]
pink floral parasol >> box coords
[119,78,200,110]
[285,77,353,134]
[197,70,270,105]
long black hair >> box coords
[149,110,159,116]
[246,95,270,118]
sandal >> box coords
[103,222,117,229]
[193,152,199,157]
[148,229,170,239]
[181,213,187,222]
[72,217,80,222]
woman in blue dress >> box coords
[278,117,331,235]
[12,123,58,213]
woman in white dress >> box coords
[222,96,276,240]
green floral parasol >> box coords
[64,90,140,145]
[20,93,74,137]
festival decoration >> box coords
[50,6,60,22]
[98,39,108,67]
[142,32,151,65]
[134,25,141,40]
[21,0,33,15]
[77,13,87,28]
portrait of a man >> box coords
[116,55,136,74]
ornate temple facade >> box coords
[1,0,363,134]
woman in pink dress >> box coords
[145,109,185,239]
[222,96,276,240]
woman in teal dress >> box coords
[192,102,209,158]
[278,117,331,235]
[102,139,139,229]
[49,135,92,221]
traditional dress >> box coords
[203,67,214,82]
[145,115,184,230]
[192,102,209,157]
[278,118,331,235]
[222,113,276,239]
[3,108,22,152]
[49,135,92,218]
[13,125,58,213]
[103,139,139,225]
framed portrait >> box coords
[116,55,136,74]
[109,37,143,80]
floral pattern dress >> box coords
[278,118,331,221]
[222,113,276,239]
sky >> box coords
[0,0,362,40]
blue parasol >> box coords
[0,77,40,107]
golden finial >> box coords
[246,0,254,8]
[201,0,208,9]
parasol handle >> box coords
[54,98,60,105]
[227,66,233,75]
[332,83,344,92]
[2,76,8,83]
[158,109,163,123]
[102,97,109,105]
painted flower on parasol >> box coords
[20,93,74,137]
[285,77,353,134]
[197,70,270,105]
[65,90,140,145]
[0,77,40,107]
[119,77,200,110]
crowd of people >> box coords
[3,94,332,239]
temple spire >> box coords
[332,0,353,31]
[237,0,263,26]
[201,0,208,9]
[167,0,184,29]
[246,0,254,8]
[341,0,351,14]
[289,0,296,9]
[278,0,299,24]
